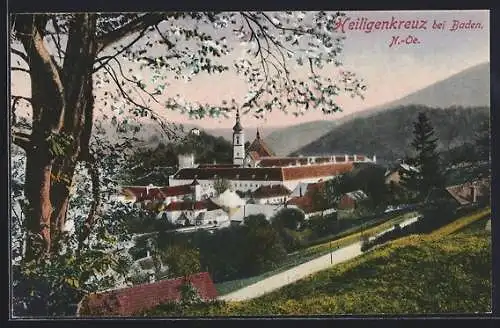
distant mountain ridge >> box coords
[263,120,338,156]
[105,62,490,157]
[336,62,489,125]
[292,105,490,165]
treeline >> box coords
[120,130,233,185]
[293,105,489,164]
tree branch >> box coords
[79,155,100,247]
[49,16,65,60]
[11,67,30,74]
[96,13,168,53]
[11,48,29,64]
[102,63,178,140]
[14,14,66,131]
[12,131,32,150]
[93,27,149,73]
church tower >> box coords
[232,109,245,166]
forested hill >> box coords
[291,105,490,165]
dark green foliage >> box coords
[417,202,458,233]
[342,164,390,212]
[124,210,176,234]
[120,142,178,185]
[307,213,339,238]
[120,131,232,185]
[474,118,490,163]
[271,208,306,230]
[176,131,233,165]
[159,246,201,279]
[293,105,489,165]
[170,216,287,282]
[399,112,445,202]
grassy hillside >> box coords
[263,120,337,156]
[292,105,489,165]
[145,209,491,316]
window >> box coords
[236,136,240,144]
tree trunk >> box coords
[16,14,98,258]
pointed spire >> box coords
[256,128,261,139]
[233,108,243,133]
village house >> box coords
[251,184,292,205]
[444,178,490,206]
[384,162,419,185]
[337,190,369,210]
[162,199,222,225]
[230,203,285,224]
[194,208,230,227]
[118,181,201,210]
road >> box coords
[218,242,363,302]
[218,215,422,302]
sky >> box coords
[10,10,490,130]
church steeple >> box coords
[233,109,243,133]
[232,109,245,166]
[256,128,261,140]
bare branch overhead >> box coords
[96,13,169,53]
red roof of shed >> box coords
[78,272,217,316]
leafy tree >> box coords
[243,215,287,275]
[400,112,445,201]
[213,177,231,195]
[160,245,201,279]
[119,142,178,185]
[475,119,490,163]
[271,208,305,230]
[10,11,365,315]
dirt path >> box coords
[218,242,363,302]
[219,215,421,302]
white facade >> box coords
[287,205,337,220]
[178,154,195,169]
[230,204,284,222]
[165,209,206,224]
[233,131,245,166]
[195,209,230,226]
[169,176,338,198]
[254,196,290,205]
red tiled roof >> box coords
[248,151,261,161]
[78,272,217,316]
[247,135,275,157]
[121,185,193,202]
[306,181,327,195]
[258,157,309,167]
[252,184,292,198]
[286,194,331,214]
[282,163,354,181]
[165,199,221,212]
[445,180,489,205]
[173,167,284,181]
[172,163,353,182]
